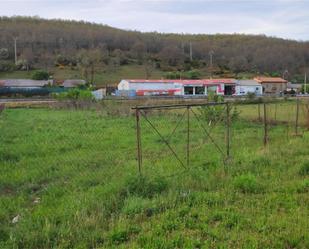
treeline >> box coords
[0,16,309,81]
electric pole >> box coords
[209,50,214,79]
[305,72,307,94]
[189,42,193,61]
[13,37,18,65]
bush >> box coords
[186,69,201,79]
[233,174,263,193]
[54,88,94,101]
[299,162,309,176]
[0,61,15,72]
[32,70,49,80]
[124,175,168,198]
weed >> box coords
[296,179,309,193]
[123,175,168,198]
[233,173,263,193]
[298,161,309,176]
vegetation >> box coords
[0,16,309,83]
[31,70,49,80]
[53,88,94,101]
[0,102,309,248]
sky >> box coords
[1,0,309,41]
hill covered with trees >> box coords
[0,16,308,83]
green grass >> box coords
[0,105,309,248]
[0,65,166,86]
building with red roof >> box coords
[254,77,287,94]
[117,79,236,96]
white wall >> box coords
[118,80,130,90]
[236,85,262,95]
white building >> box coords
[117,79,236,96]
[235,80,262,96]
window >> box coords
[207,86,217,94]
[184,86,194,95]
[195,86,205,95]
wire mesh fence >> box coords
[132,98,309,177]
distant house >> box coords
[62,79,86,88]
[236,80,262,96]
[254,77,287,94]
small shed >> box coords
[236,80,262,96]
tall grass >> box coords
[0,106,308,248]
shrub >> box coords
[32,70,49,80]
[124,175,168,198]
[299,162,309,176]
[233,174,263,193]
[186,69,201,79]
[54,88,94,101]
[0,61,15,72]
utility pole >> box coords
[282,69,288,80]
[13,37,18,65]
[209,50,214,79]
[189,42,193,61]
[304,72,307,94]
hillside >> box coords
[0,16,309,84]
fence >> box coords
[132,98,309,176]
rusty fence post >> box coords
[274,102,277,122]
[226,102,231,158]
[136,108,142,175]
[187,106,190,168]
[263,103,268,146]
[295,98,300,136]
[258,103,261,121]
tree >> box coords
[77,49,102,84]
[0,48,9,60]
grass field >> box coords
[0,104,309,248]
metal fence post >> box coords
[263,103,268,146]
[226,102,230,158]
[136,108,142,175]
[274,102,277,122]
[187,106,190,168]
[258,103,261,121]
[295,98,300,136]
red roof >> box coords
[126,79,236,85]
[254,77,287,83]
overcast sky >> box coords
[1,0,309,41]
